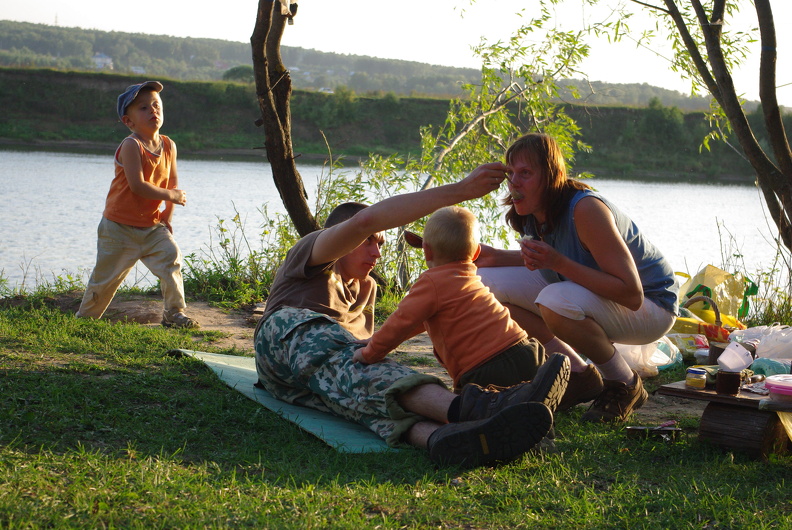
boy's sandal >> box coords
[162,311,200,329]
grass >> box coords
[2,203,792,527]
[2,301,792,528]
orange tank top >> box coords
[103,134,174,227]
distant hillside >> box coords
[0,19,722,111]
[0,68,763,183]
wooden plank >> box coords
[657,380,765,408]
[657,381,792,412]
[658,380,792,458]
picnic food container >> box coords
[717,341,753,371]
[765,374,792,403]
[686,368,707,389]
[715,370,741,395]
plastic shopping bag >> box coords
[687,308,746,330]
[671,316,731,343]
[615,337,683,379]
[665,333,709,360]
[751,357,792,376]
[754,324,792,360]
[677,265,757,320]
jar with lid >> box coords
[686,367,707,389]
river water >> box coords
[0,149,782,291]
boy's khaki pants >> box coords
[77,217,187,319]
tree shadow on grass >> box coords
[0,364,464,486]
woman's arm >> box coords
[474,244,524,267]
[520,197,643,310]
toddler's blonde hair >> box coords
[423,206,479,262]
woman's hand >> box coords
[474,244,524,268]
[474,243,498,267]
[519,238,566,271]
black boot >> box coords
[427,402,552,468]
[457,353,570,421]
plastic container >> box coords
[686,368,707,389]
[717,342,754,371]
[694,348,710,365]
[765,374,792,403]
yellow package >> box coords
[671,317,731,343]
[665,333,709,357]
[686,307,746,330]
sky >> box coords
[2,0,791,106]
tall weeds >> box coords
[716,222,792,326]
[4,164,791,326]
[182,205,298,308]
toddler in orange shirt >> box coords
[353,206,545,391]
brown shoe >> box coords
[581,371,648,423]
[558,364,605,411]
[457,353,570,421]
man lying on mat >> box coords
[254,163,569,468]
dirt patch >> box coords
[38,292,706,425]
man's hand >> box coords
[457,162,509,201]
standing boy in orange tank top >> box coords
[77,81,198,328]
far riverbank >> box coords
[0,140,754,183]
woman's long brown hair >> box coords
[503,133,590,236]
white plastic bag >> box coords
[615,337,682,378]
[755,324,792,359]
[729,324,783,344]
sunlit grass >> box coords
[1,305,790,527]
[2,229,792,526]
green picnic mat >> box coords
[178,350,394,453]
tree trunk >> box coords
[251,0,318,237]
[661,0,792,250]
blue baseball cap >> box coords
[116,81,163,119]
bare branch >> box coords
[710,0,726,26]
[251,0,317,236]
[629,0,670,15]
[662,1,719,100]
